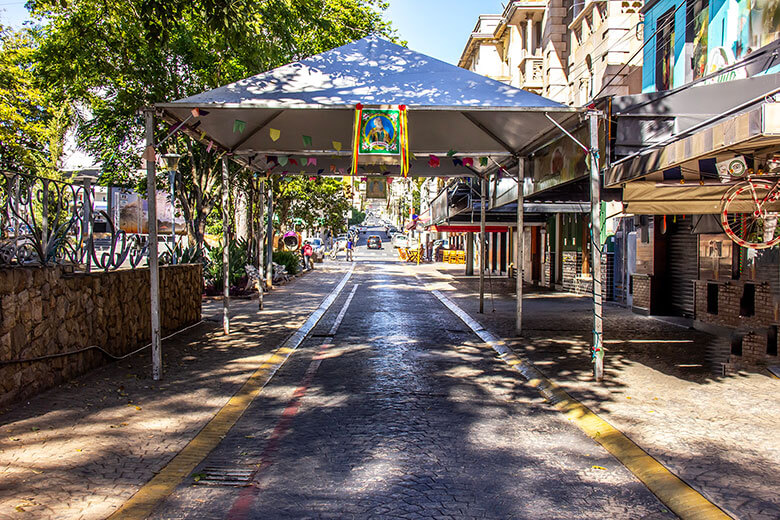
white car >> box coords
[392,234,410,248]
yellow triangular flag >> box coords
[333,141,342,151]
[270,128,281,141]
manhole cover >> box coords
[193,466,256,486]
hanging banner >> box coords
[359,109,401,155]
[352,104,410,177]
[366,176,387,199]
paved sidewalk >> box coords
[0,264,349,520]
[415,263,780,520]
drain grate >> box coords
[193,466,256,486]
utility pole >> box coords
[589,112,604,381]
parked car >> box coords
[392,234,410,248]
[367,235,382,249]
[335,234,348,250]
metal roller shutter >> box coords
[666,215,698,317]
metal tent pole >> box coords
[144,109,162,380]
[479,175,486,314]
[257,177,265,310]
[465,232,474,276]
[589,112,604,381]
[266,183,274,289]
[222,157,230,335]
[516,159,524,335]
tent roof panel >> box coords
[163,36,566,109]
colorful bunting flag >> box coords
[333,141,342,151]
[480,157,488,167]
[270,128,281,141]
[307,157,317,166]
[207,141,213,153]
[447,149,457,157]
[200,131,207,141]
[267,155,278,166]
[191,108,201,118]
[339,168,346,175]
[290,158,299,166]
[463,157,474,167]
[233,119,246,133]
[302,135,313,146]
[330,164,337,172]
[279,156,289,166]
[428,155,440,168]
[453,159,463,167]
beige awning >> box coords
[623,181,780,214]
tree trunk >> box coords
[234,184,249,242]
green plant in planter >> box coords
[272,250,300,276]
[204,238,249,289]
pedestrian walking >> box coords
[303,241,314,270]
[346,237,354,261]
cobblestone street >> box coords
[418,263,780,520]
[151,260,672,520]
[2,252,777,519]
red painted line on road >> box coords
[226,283,358,520]
[226,344,329,520]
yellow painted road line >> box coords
[429,288,733,520]
[107,266,355,520]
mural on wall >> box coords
[706,0,780,81]
[692,5,710,80]
[528,127,588,198]
[115,189,184,235]
[736,0,780,58]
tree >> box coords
[29,0,396,249]
[0,26,69,177]
[274,176,351,234]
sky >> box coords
[383,0,504,64]
[1,0,506,65]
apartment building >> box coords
[459,0,643,104]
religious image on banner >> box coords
[359,109,400,155]
[366,177,387,199]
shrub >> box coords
[272,250,300,275]
[204,238,249,289]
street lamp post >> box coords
[161,153,181,263]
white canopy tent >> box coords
[144,36,604,381]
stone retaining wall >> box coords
[0,264,202,406]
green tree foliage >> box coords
[0,26,69,176]
[348,208,366,226]
[29,0,395,247]
[274,176,351,233]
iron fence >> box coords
[0,172,150,271]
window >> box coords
[655,7,676,90]
[707,282,718,314]
[740,283,755,317]
[767,325,778,356]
